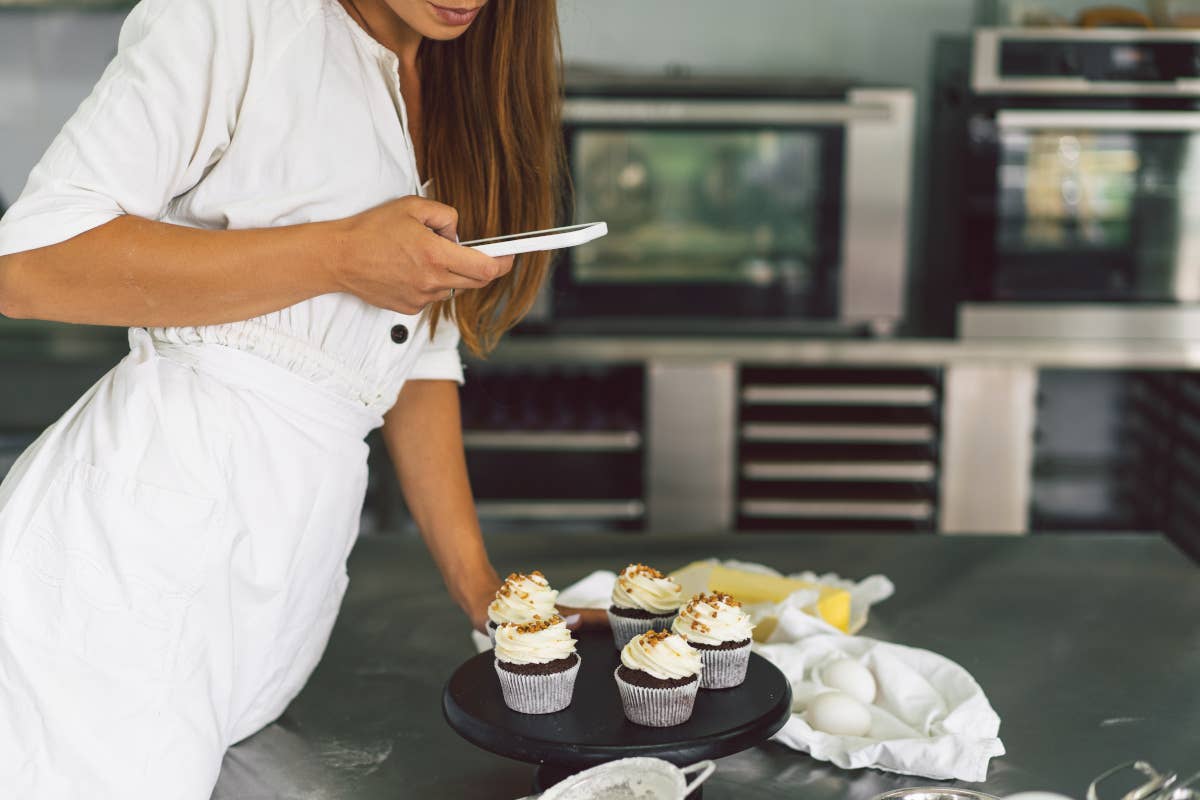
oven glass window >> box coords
[993,128,1200,302]
[562,128,843,320]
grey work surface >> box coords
[210,533,1200,800]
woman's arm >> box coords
[382,379,499,632]
[383,379,610,631]
[0,197,509,327]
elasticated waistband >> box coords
[131,327,383,441]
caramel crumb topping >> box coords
[495,571,549,599]
[500,615,564,635]
[682,591,742,617]
[623,563,667,580]
[636,629,677,648]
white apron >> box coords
[0,326,391,798]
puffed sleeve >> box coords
[0,0,252,256]
[408,311,465,385]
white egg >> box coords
[820,658,877,704]
[789,682,820,712]
[804,691,872,737]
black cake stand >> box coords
[442,630,793,798]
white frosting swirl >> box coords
[488,571,559,625]
[493,618,577,665]
[620,631,702,681]
[671,592,754,646]
[611,563,683,615]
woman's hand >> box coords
[558,606,610,631]
[461,577,500,634]
[331,196,515,315]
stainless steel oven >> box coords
[960,28,1200,339]
[532,75,915,335]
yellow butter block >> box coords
[670,561,852,638]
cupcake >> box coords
[672,592,754,689]
[487,571,559,645]
[607,563,684,649]
[493,615,581,714]
[614,630,703,727]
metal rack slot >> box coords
[740,499,934,521]
[737,365,942,533]
[742,385,936,406]
[474,500,645,521]
[742,423,936,444]
[462,430,642,452]
[742,461,936,481]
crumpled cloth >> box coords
[758,634,1005,782]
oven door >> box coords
[548,90,914,331]
[967,108,1200,303]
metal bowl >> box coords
[871,789,1002,800]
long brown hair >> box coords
[420,1,565,357]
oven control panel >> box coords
[974,28,1200,95]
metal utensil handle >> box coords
[1128,775,1178,800]
[681,760,716,794]
[997,110,1200,132]
[1090,761,1165,800]
[1158,771,1200,800]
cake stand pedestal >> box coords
[443,630,793,799]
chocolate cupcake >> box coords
[487,571,559,646]
[672,592,754,689]
[607,563,684,649]
[493,615,580,714]
[614,630,702,727]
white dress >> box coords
[0,0,462,797]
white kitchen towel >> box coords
[758,634,1005,782]
[555,570,620,609]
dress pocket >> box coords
[0,459,218,680]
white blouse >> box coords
[0,0,464,413]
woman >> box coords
[0,0,585,796]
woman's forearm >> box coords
[0,215,342,327]
[382,379,499,626]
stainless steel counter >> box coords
[210,532,1200,800]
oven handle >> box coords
[997,109,1200,132]
[563,97,893,126]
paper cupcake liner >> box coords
[697,641,752,689]
[494,655,581,715]
[613,667,700,727]
[607,610,677,649]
